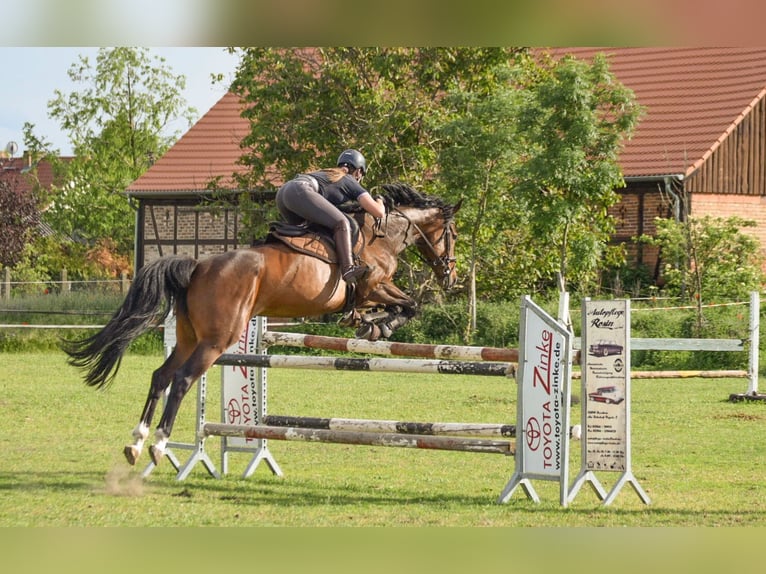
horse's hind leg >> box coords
[149,343,223,466]
[123,349,184,465]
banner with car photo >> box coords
[581,298,629,472]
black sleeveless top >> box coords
[307,170,369,205]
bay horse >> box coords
[63,183,460,467]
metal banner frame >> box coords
[499,295,573,506]
[568,298,649,506]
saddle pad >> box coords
[269,232,337,264]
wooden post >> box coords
[121,271,130,295]
[2,267,9,300]
[61,268,71,294]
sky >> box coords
[0,47,240,157]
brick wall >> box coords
[690,193,766,259]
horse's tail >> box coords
[62,255,198,389]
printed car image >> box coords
[588,340,624,357]
[588,385,625,405]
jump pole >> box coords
[204,423,514,455]
[262,331,518,363]
[256,414,580,439]
[215,353,515,377]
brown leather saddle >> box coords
[265,214,364,264]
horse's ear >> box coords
[452,198,463,214]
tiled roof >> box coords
[1,156,70,194]
[545,47,766,177]
[127,91,252,194]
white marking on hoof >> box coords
[124,423,150,464]
[149,430,169,465]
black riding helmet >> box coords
[336,149,367,175]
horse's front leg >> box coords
[356,282,417,341]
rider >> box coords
[275,149,385,284]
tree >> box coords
[42,47,197,256]
[512,52,643,293]
[433,61,531,336]
[0,159,40,268]
[642,215,765,333]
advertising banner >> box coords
[221,319,260,449]
[499,295,572,506]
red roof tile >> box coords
[545,47,766,177]
[1,156,69,194]
[127,91,252,194]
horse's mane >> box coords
[341,183,458,220]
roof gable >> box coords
[127,91,251,194]
[546,47,766,177]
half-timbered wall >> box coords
[136,199,247,268]
[610,181,674,279]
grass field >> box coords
[1,350,766,527]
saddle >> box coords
[265,214,363,264]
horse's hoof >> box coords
[367,324,382,341]
[149,445,165,466]
[123,445,141,465]
[355,323,373,339]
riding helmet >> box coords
[337,149,367,175]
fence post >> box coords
[61,268,71,294]
[748,291,760,395]
[121,271,130,295]
[2,267,9,300]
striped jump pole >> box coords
[215,353,515,378]
[203,422,515,456]
[262,331,519,363]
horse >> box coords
[63,183,461,467]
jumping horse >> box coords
[63,183,461,467]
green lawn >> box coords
[1,351,766,526]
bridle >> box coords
[391,207,457,285]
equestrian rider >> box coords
[275,149,385,283]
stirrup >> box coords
[342,265,367,283]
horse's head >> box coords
[408,201,461,290]
[379,184,462,290]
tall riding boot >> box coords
[333,221,367,283]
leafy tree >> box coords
[0,159,40,268]
[512,52,643,293]
[42,47,197,257]
[641,215,765,333]
[433,61,531,336]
